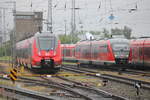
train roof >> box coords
[130,37,150,45]
[109,38,129,43]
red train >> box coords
[16,32,62,72]
[75,38,130,65]
[61,44,76,62]
[129,37,150,67]
[62,37,130,65]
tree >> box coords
[89,31,101,35]
[102,28,110,38]
[111,26,132,39]
[123,26,132,39]
[111,28,123,35]
[59,34,80,44]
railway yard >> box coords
[0,61,150,100]
[1,0,150,100]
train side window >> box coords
[66,49,71,56]
[72,49,75,56]
[63,48,67,56]
[144,47,150,57]
[99,45,108,53]
[63,49,66,56]
[93,45,99,58]
[139,47,142,56]
[82,45,89,58]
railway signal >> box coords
[9,68,18,83]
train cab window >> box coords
[37,36,57,51]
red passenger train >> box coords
[75,38,130,65]
[61,44,76,62]
[16,32,62,72]
[62,37,130,66]
[130,37,150,67]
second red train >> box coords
[62,37,130,66]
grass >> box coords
[62,62,76,65]
[0,56,12,61]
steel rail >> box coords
[62,66,150,90]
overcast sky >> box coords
[1,0,150,37]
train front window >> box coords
[112,43,130,57]
[112,44,129,51]
[37,36,57,50]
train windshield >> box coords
[37,36,57,50]
[111,43,130,57]
[112,43,129,51]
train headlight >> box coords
[46,52,49,56]
[38,52,41,56]
[114,55,118,57]
[53,51,56,55]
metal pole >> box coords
[73,0,76,33]
[12,2,16,68]
[64,19,66,35]
[64,2,67,35]
[47,0,53,33]
[0,9,1,29]
[71,0,76,43]
[3,9,6,57]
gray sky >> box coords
[1,0,150,37]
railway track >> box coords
[0,73,127,100]
[62,65,150,90]
[0,61,150,99]
[0,75,90,100]
[42,76,126,100]
[65,63,150,77]
[0,84,54,100]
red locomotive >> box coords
[16,32,62,72]
[130,37,150,67]
[61,44,76,62]
[74,38,130,65]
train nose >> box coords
[40,59,54,68]
[38,50,56,57]
[115,55,129,64]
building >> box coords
[16,11,43,41]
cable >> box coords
[98,0,101,9]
